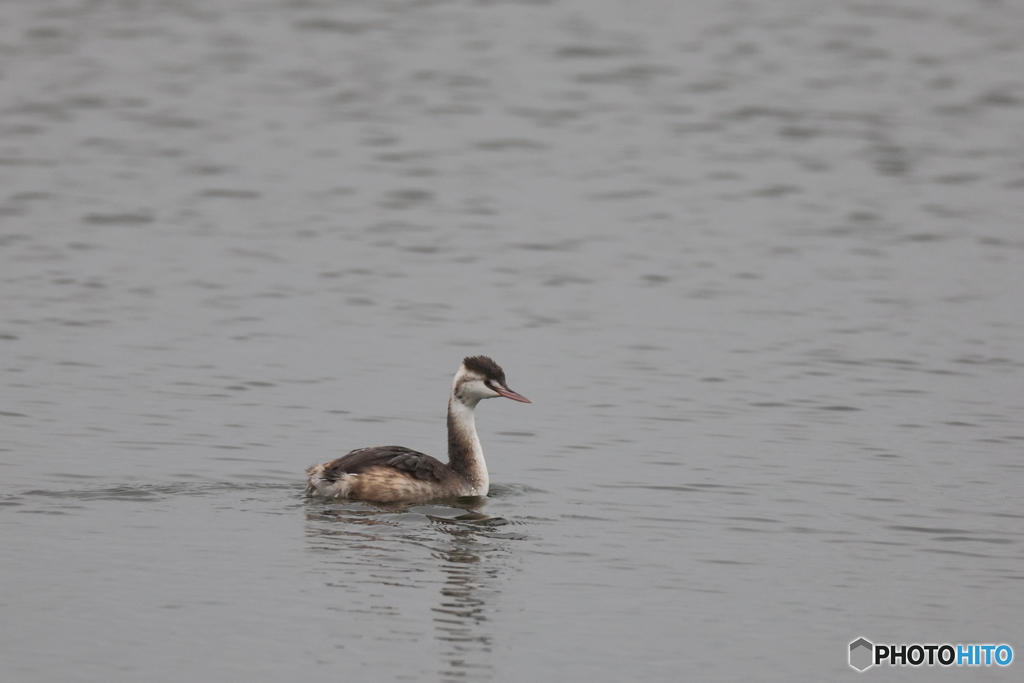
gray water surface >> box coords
[2,1,1024,681]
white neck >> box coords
[447,396,488,495]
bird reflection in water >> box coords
[305,496,524,682]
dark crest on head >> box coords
[462,356,506,384]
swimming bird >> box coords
[306,356,530,503]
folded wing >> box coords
[321,446,449,483]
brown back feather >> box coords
[321,446,450,483]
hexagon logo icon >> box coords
[850,637,874,671]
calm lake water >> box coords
[2,0,1023,681]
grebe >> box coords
[306,356,530,503]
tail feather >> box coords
[306,463,356,498]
